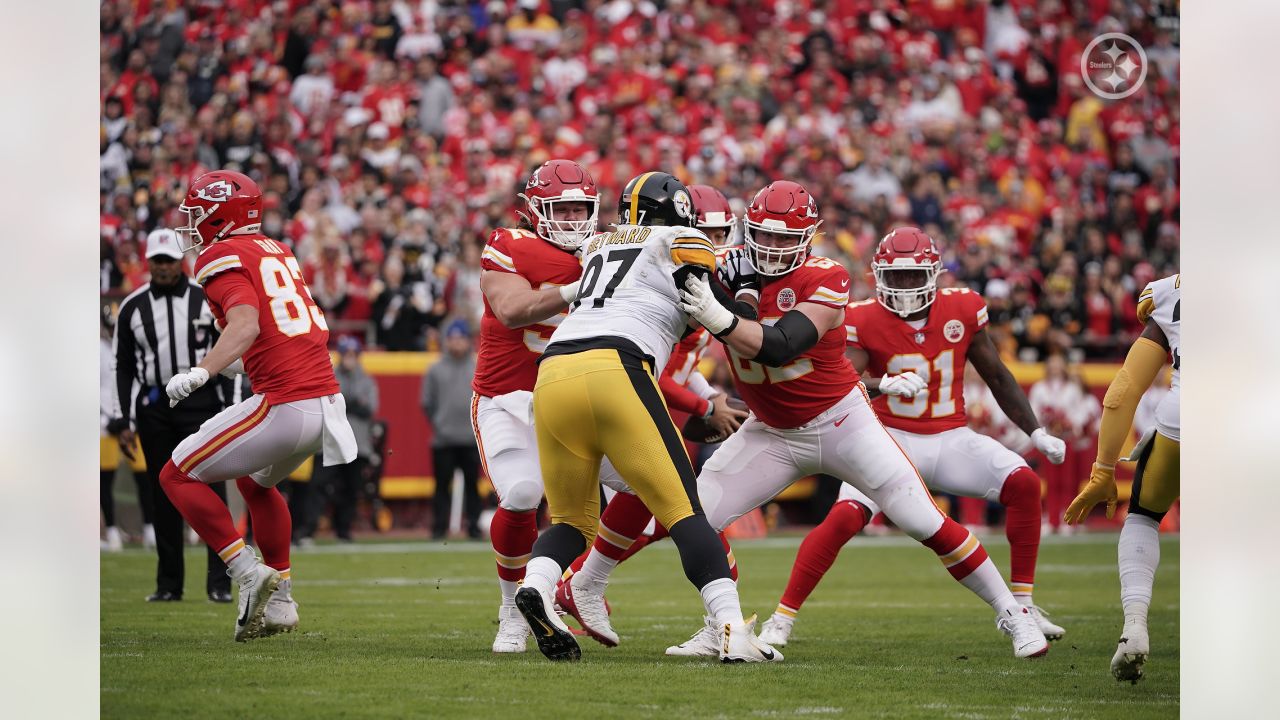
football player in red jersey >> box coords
[159,171,358,642]
[674,184,1051,659]
[755,227,1070,648]
[686,184,737,245]
[472,159,599,653]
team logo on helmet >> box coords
[673,189,692,220]
[195,180,234,202]
[944,319,965,343]
[777,287,797,311]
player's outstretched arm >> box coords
[679,273,835,367]
[969,328,1066,463]
[481,269,578,328]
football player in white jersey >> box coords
[1065,273,1180,683]
[514,171,779,663]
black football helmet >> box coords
[618,171,696,227]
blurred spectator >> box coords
[301,337,380,543]
[1028,354,1081,535]
[420,319,482,540]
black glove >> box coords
[106,417,129,435]
[716,247,761,298]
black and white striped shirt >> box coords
[111,278,222,428]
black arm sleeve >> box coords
[753,310,821,367]
[672,265,759,320]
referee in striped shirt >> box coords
[108,229,233,603]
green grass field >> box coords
[101,532,1178,719]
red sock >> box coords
[719,532,738,582]
[999,467,1043,598]
[235,477,292,571]
[923,516,990,580]
[595,492,654,555]
[158,461,240,552]
[617,522,668,563]
[491,507,538,583]
[778,500,869,613]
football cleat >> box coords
[233,561,282,642]
[514,586,581,661]
[492,605,530,653]
[758,613,794,647]
[1025,604,1065,641]
[556,574,619,647]
[721,615,783,663]
[996,606,1049,659]
[102,526,124,552]
[1111,619,1150,684]
[665,616,722,657]
[261,579,299,637]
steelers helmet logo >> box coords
[777,287,797,311]
[944,319,965,343]
[673,189,692,220]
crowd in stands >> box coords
[100,0,1179,361]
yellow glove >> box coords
[1063,462,1118,525]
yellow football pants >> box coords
[533,348,699,546]
[1131,432,1180,519]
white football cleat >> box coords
[514,586,581,661]
[561,574,619,647]
[1111,618,1150,683]
[758,613,794,647]
[261,579,298,637]
[492,605,530,653]
[102,526,124,552]
[233,560,282,642]
[665,616,721,657]
[142,523,157,550]
[1024,604,1065,640]
[721,614,783,663]
[996,606,1049,659]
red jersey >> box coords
[473,227,581,397]
[658,328,714,417]
[728,256,859,429]
[194,235,340,404]
[845,288,989,434]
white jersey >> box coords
[1137,274,1180,389]
[548,224,714,374]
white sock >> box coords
[498,579,519,608]
[959,557,1022,615]
[522,556,562,599]
[1118,514,1160,623]
[578,549,618,585]
[700,577,745,627]
[219,540,257,581]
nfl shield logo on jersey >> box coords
[944,319,965,343]
[777,288,797,311]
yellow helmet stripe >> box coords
[629,171,657,224]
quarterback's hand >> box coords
[679,274,736,336]
[558,280,581,305]
[1031,427,1067,464]
[707,393,748,438]
[1063,462,1118,524]
[716,248,761,300]
[166,367,210,407]
[879,372,927,398]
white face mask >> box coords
[744,223,817,276]
[873,265,940,317]
[531,195,600,250]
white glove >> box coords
[558,280,581,305]
[219,358,245,378]
[1031,427,1067,465]
[679,274,735,336]
[166,367,210,407]
[879,372,927,398]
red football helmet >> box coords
[517,159,600,250]
[688,184,735,242]
[871,227,943,317]
[743,180,822,276]
[176,170,263,252]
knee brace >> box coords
[498,478,544,512]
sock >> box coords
[923,516,1018,613]
[1000,467,1043,605]
[1118,513,1160,623]
[235,477,291,571]
[579,493,655,584]
[618,523,668,563]
[159,461,241,555]
[778,500,869,615]
[491,507,538,606]
[523,556,562,598]
[719,532,738,582]
[700,577,745,627]
[217,538,258,580]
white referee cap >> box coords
[145,228,183,260]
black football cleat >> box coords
[514,586,581,661]
[145,591,182,602]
